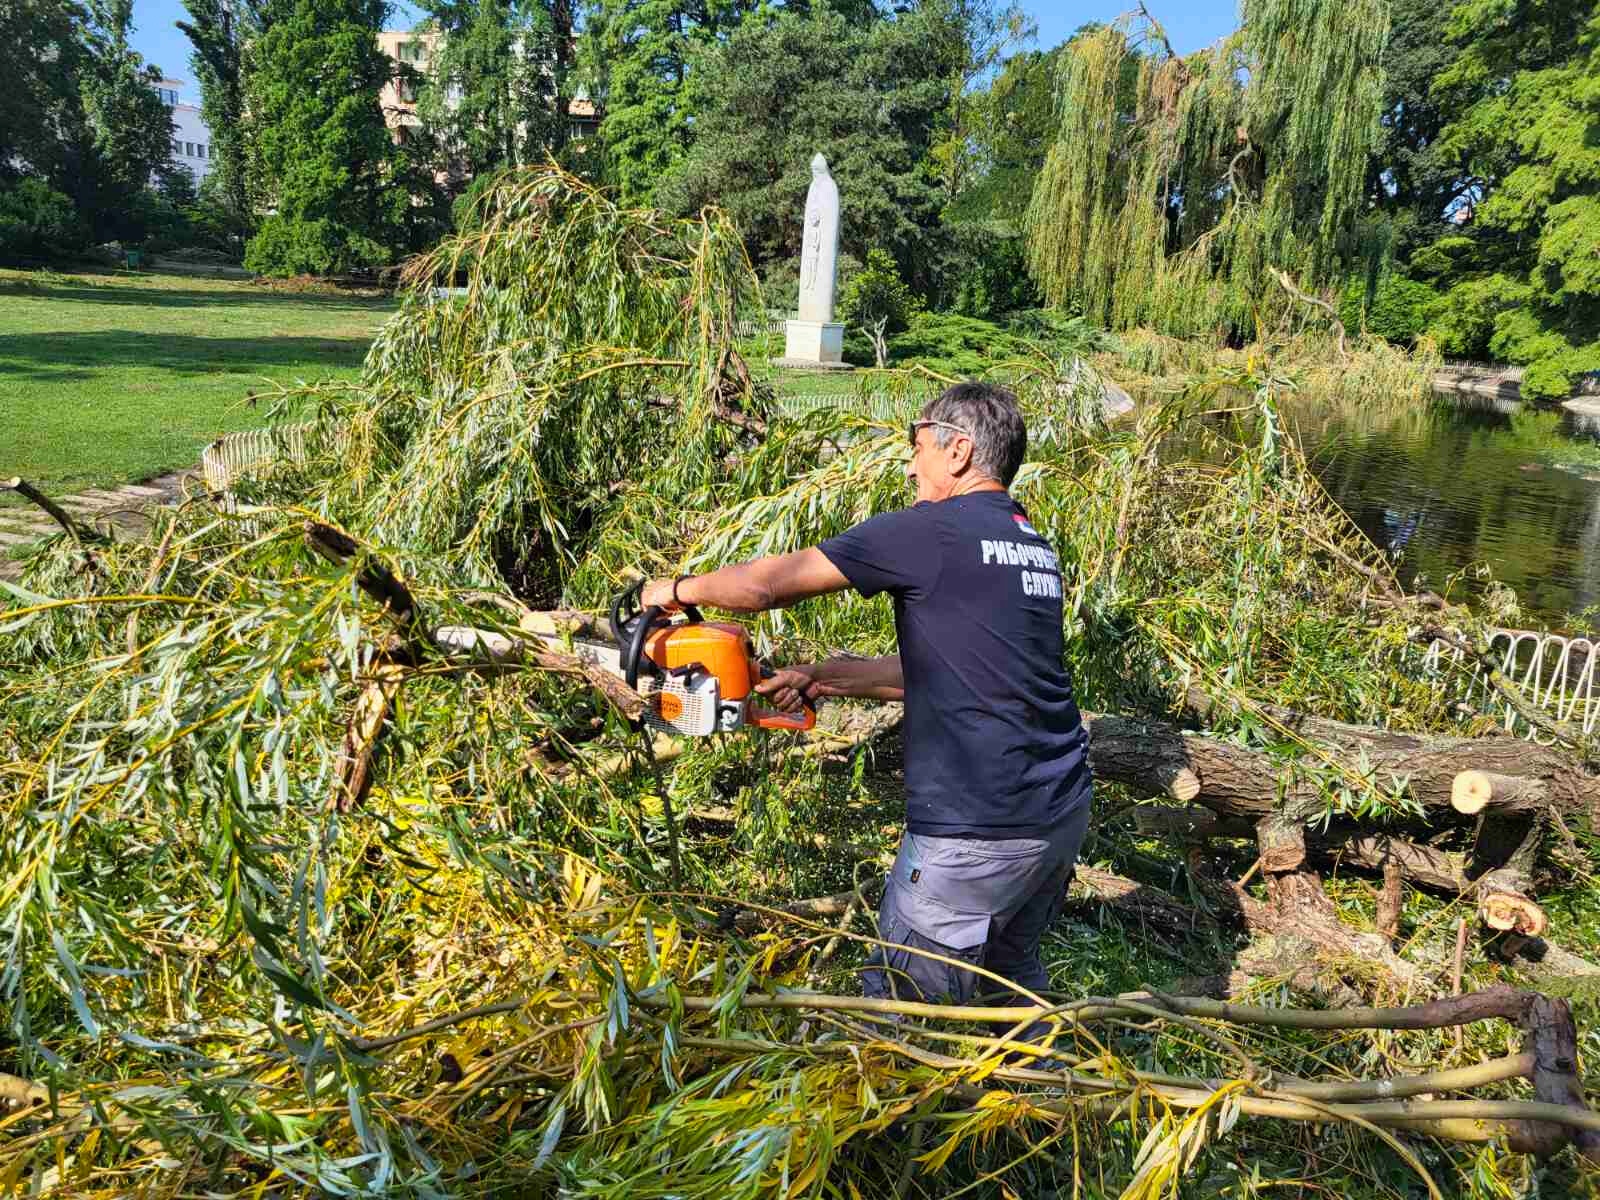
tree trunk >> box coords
[1082,713,1600,836]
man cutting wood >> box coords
[642,381,1093,1004]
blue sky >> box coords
[130,0,1241,104]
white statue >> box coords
[777,152,849,369]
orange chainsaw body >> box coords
[639,620,814,731]
[643,621,759,699]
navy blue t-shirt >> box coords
[819,491,1092,838]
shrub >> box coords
[884,312,1031,376]
[1423,276,1526,360]
[1005,309,1117,360]
[838,248,922,337]
[0,178,88,263]
[245,215,392,277]
[1338,274,1442,345]
[944,223,1040,320]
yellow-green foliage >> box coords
[0,167,1581,1199]
[1025,0,1387,341]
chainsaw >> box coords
[572,581,816,737]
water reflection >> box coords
[1182,398,1600,629]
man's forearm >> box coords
[809,655,903,701]
[677,561,785,613]
[670,548,850,613]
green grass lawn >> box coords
[0,268,396,499]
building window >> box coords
[172,138,181,156]
[156,87,178,106]
[197,144,206,158]
[185,142,195,156]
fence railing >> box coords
[201,424,322,493]
[775,392,917,421]
[1414,628,1599,742]
[735,317,787,338]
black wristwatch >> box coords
[672,574,694,606]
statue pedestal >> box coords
[773,320,852,370]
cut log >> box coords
[1480,889,1548,937]
[1159,766,1202,802]
[1069,864,1219,941]
[1452,770,1547,816]
[1180,848,1427,994]
[1256,815,1306,874]
[1134,805,1256,840]
[1500,934,1600,985]
[1082,712,1600,836]
[1322,833,1471,894]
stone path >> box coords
[0,472,195,581]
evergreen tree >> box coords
[1362,0,1478,262]
[415,0,560,183]
[1419,0,1600,399]
[581,0,764,203]
[179,0,267,228]
[243,0,434,273]
[654,8,949,289]
[0,0,89,189]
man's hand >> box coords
[640,578,682,612]
[754,667,820,714]
[756,657,904,705]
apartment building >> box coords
[376,31,600,153]
[155,78,215,186]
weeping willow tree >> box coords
[1024,0,1388,340]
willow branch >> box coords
[126,515,178,660]
[349,1000,535,1052]
[1137,0,1189,81]
[431,625,644,722]
[303,521,418,631]
[3,477,109,546]
[1271,268,1347,359]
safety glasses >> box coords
[908,418,973,449]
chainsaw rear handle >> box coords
[748,697,817,731]
[750,668,817,731]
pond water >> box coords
[1275,395,1600,630]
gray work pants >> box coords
[863,799,1091,1005]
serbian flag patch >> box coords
[1012,513,1040,537]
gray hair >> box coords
[922,382,1027,486]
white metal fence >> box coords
[735,317,787,338]
[1415,628,1599,742]
[201,423,324,493]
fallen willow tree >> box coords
[2,166,1598,1197]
